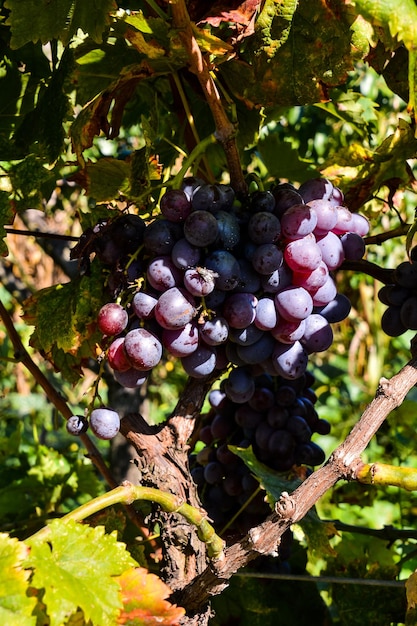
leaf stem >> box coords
[27,482,224,559]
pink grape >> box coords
[280,204,318,240]
[284,235,322,272]
[146,256,182,291]
[90,407,120,440]
[162,323,199,357]
[316,231,345,270]
[275,286,313,322]
[154,287,196,329]
[107,337,131,372]
[97,303,128,336]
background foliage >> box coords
[2,0,417,624]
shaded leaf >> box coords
[26,520,137,626]
[230,446,336,556]
[22,261,105,382]
[0,534,36,626]
[406,571,417,609]
[5,0,117,48]
[116,567,185,625]
[0,192,15,257]
[72,158,131,202]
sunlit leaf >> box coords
[0,534,36,626]
[26,520,137,626]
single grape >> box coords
[184,210,219,247]
[271,185,304,218]
[381,306,407,337]
[200,316,229,346]
[349,212,370,236]
[107,337,131,372]
[171,238,201,270]
[275,286,313,322]
[316,293,351,323]
[308,199,337,235]
[97,303,128,336]
[210,413,234,439]
[280,204,318,240]
[311,276,337,306]
[332,206,354,235]
[154,287,196,329]
[223,367,255,403]
[146,256,182,291]
[394,261,417,289]
[272,341,308,379]
[113,368,149,388]
[254,297,278,331]
[162,323,199,357]
[284,235,322,272]
[184,267,216,296]
[316,231,345,270]
[181,176,204,201]
[229,324,264,346]
[124,328,163,370]
[132,291,158,319]
[205,250,241,291]
[400,296,417,330]
[160,189,192,222]
[248,212,281,244]
[271,318,306,344]
[261,264,292,293]
[340,232,366,260]
[236,258,262,293]
[181,345,217,378]
[223,292,258,329]
[90,407,121,440]
[66,414,89,436]
[143,219,182,255]
[251,243,283,275]
[301,314,333,353]
[250,190,276,213]
[298,177,334,202]
[215,210,240,249]
[292,262,329,291]
[236,333,275,365]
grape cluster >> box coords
[378,247,417,337]
[66,407,120,440]
[190,369,327,533]
[94,176,369,388]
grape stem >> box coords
[340,259,395,284]
[170,0,248,196]
[0,297,149,537]
[27,482,224,559]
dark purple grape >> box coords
[143,219,182,255]
[97,303,128,336]
[248,212,281,244]
[160,189,192,222]
[298,178,333,203]
[394,261,417,289]
[250,190,276,213]
[205,250,241,291]
[162,323,199,357]
[381,306,407,337]
[340,232,366,260]
[90,407,120,440]
[200,317,229,346]
[215,210,240,249]
[171,238,201,270]
[211,413,234,439]
[204,461,225,484]
[66,414,89,436]
[184,210,219,247]
[223,367,255,403]
[223,293,258,329]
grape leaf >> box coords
[0,191,15,257]
[5,0,117,49]
[0,534,36,626]
[26,520,137,626]
[116,567,185,625]
[230,446,336,556]
[22,261,105,382]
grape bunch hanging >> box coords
[95,176,368,385]
[69,176,368,441]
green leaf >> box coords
[0,534,36,626]
[26,519,137,626]
[353,0,417,49]
[73,158,131,202]
[230,447,336,557]
[5,0,117,48]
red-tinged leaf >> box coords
[116,568,185,626]
[71,63,156,163]
[195,0,260,41]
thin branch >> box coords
[341,259,395,284]
[4,226,79,241]
[176,355,417,611]
[170,0,247,196]
[0,298,148,534]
